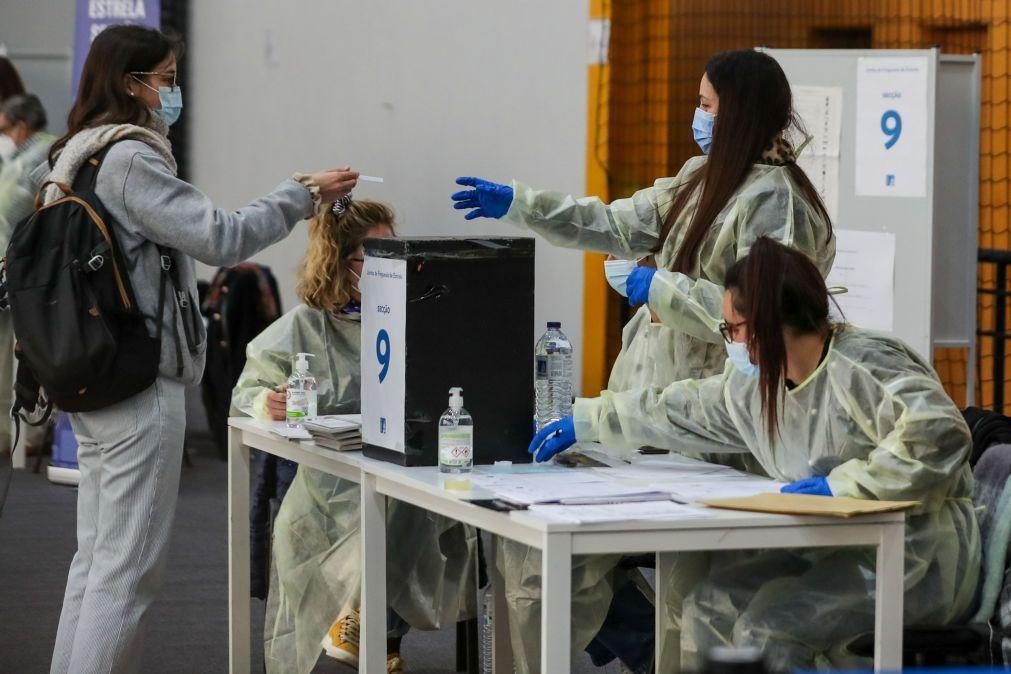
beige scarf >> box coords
[42,116,175,205]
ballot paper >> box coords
[527,500,716,524]
[263,420,312,441]
[469,470,664,506]
[667,479,787,504]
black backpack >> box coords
[3,142,178,420]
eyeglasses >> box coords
[130,70,178,88]
[718,319,747,344]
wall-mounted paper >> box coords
[854,57,929,197]
[826,229,896,332]
[791,86,843,222]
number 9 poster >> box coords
[854,56,929,198]
[361,256,407,454]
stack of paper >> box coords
[529,500,716,524]
[304,415,363,451]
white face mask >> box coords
[603,258,639,297]
[0,135,16,162]
[725,340,759,378]
[348,266,362,295]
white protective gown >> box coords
[575,326,981,670]
[496,155,835,672]
[232,305,477,674]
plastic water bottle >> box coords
[439,387,474,474]
[478,583,494,674]
[286,352,317,429]
[534,322,573,430]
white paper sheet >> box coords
[667,479,787,504]
[855,57,929,197]
[790,86,843,222]
[259,420,312,441]
[528,500,715,524]
[470,470,668,506]
[826,228,896,331]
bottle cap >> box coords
[449,386,464,410]
[294,352,314,374]
[547,321,561,328]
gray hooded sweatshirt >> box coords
[32,139,313,386]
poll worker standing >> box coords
[34,25,358,673]
[452,48,836,672]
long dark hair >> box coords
[657,49,831,274]
[49,25,182,165]
[0,57,25,102]
[724,237,831,439]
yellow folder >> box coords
[699,493,919,518]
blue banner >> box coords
[72,0,161,95]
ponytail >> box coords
[725,237,830,439]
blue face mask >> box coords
[603,258,638,297]
[692,107,716,155]
[134,77,183,127]
[725,340,759,379]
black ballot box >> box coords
[360,237,535,466]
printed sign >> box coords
[74,0,161,95]
[854,56,929,197]
[361,256,407,454]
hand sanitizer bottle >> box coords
[286,352,317,429]
[439,387,473,474]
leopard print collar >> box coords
[758,135,796,166]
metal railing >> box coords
[978,248,1011,412]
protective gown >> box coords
[231,305,477,674]
[496,156,835,672]
[574,326,981,670]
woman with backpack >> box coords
[32,25,357,673]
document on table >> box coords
[469,470,669,506]
[259,420,312,441]
[700,493,919,518]
[527,500,716,524]
[667,479,787,504]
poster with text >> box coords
[854,56,929,197]
[361,256,407,454]
[74,0,161,95]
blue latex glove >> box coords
[528,416,576,463]
[452,177,514,220]
[781,476,832,496]
[626,266,656,306]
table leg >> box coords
[228,427,251,674]
[874,521,905,671]
[360,473,387,674]
[488,536,513,673]
[540,533,572,674]
[655,551,672,673]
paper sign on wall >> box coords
[854,57,929,197]
[790,86,843,222]
[361,256,407,454]
[826,229,896,332]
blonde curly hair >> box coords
[296,199,397,311]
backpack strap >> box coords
[155,247,185,377]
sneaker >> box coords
[386,652,406,672]
[322,610,360,667]
[321,611,407,672]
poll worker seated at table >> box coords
[232,199,477,674]
[530,236,981,670]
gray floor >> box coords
[0,389,618,673]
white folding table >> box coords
[227,418,906,673]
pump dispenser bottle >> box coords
[438,387,473,474]
[286,352,317,429]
